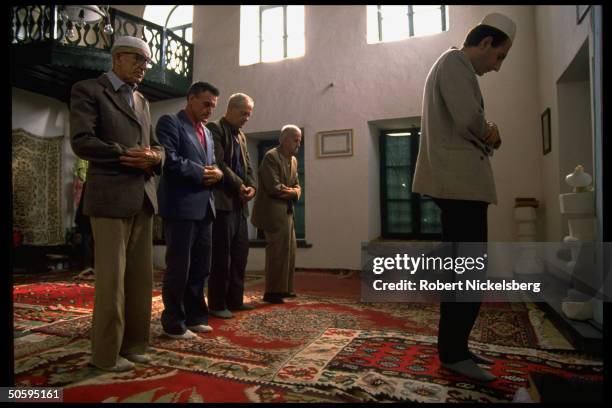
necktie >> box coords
[121,84,134,109]
[232,132,244,180]
[284,157,294,214]
[196,124,207,152]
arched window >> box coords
[144,5,193,42]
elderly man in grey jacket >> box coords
[412,13,516,382]
[71,36,164,372]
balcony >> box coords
[10,5,193,103]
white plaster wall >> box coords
[557,81,593,189]
[150,5,546,271]
[534,6,592,241]
[11,87,75,234]
[113,5,145,19]
[557,81,592,239]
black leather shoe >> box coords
[470,351,495,365]
[263,293,284,304]
[229,304,255,311]
[280,292,297,298]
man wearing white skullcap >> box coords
[70,35,165,372]
[412,13,516,381]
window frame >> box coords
[380,127,441,240]
[259,5,288,60]
[374,5,447,43]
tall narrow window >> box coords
[367,5,448,44]
[380,128,441,239]
[240,5,305,66]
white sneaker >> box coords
[163,329,197,339]
[91,356,135,372]
[187,324,213,333]
[121,353,151,364]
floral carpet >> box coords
[12,128,64,245]
[12,271,602,402]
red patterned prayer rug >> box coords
[13,282,161,310]
[13,274,597,402]
[247,270,361,299]
[14,283,97,309]
[14,337,359,403]
[273,328,602,402]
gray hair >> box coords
[279,124,301,142]
[227,93,254,109]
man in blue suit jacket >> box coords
[156,82,223,339]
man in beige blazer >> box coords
[412,13,515,382]
[70,36,164,372]
[251,125,302,304]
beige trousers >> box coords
[89,205,153,368]
[263,215,296,294]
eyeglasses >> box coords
[121,52,153,69]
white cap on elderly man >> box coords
[480,13,516,43]
[111,36,152,60]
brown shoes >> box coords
[262,293,284,304]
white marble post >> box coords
[558,165,596,320]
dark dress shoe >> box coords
[209,309,233,319]
[280,292,297,298]
[262,293,285,304]
[470,351,494,365]
[229,304,255,311]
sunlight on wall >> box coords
[240,5,305,66]
[367,5,448,44]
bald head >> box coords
[224,93,254,129]
[279,124,302,157]
[227,93,254,110]
[279,124,301,142]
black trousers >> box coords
[208,209,249,310]
[433,198,488,363]
[161,210,213,334]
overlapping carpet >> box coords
[13,270,602,402]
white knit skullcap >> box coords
[111,36,152,60]
[480,13,516,43]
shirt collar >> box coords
[106,70,137,92]
[452,47,476,75]
[221,117,240,135]
[183,109,204,131]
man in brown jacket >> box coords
[206,93,257,318]
[251,125,302,304]
[70,36,164,372]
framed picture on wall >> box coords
[541,108,551,155]
[576,5,591,24]
[316,129,353,158]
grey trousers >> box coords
[89,204,153,368]
[263,215,296,294]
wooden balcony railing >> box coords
[11,5,193,100]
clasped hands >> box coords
[120,146,161,176]
[279,185,299,200]
[239,184,256,203]
[203,165,223,186]
[482,121,502,149]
